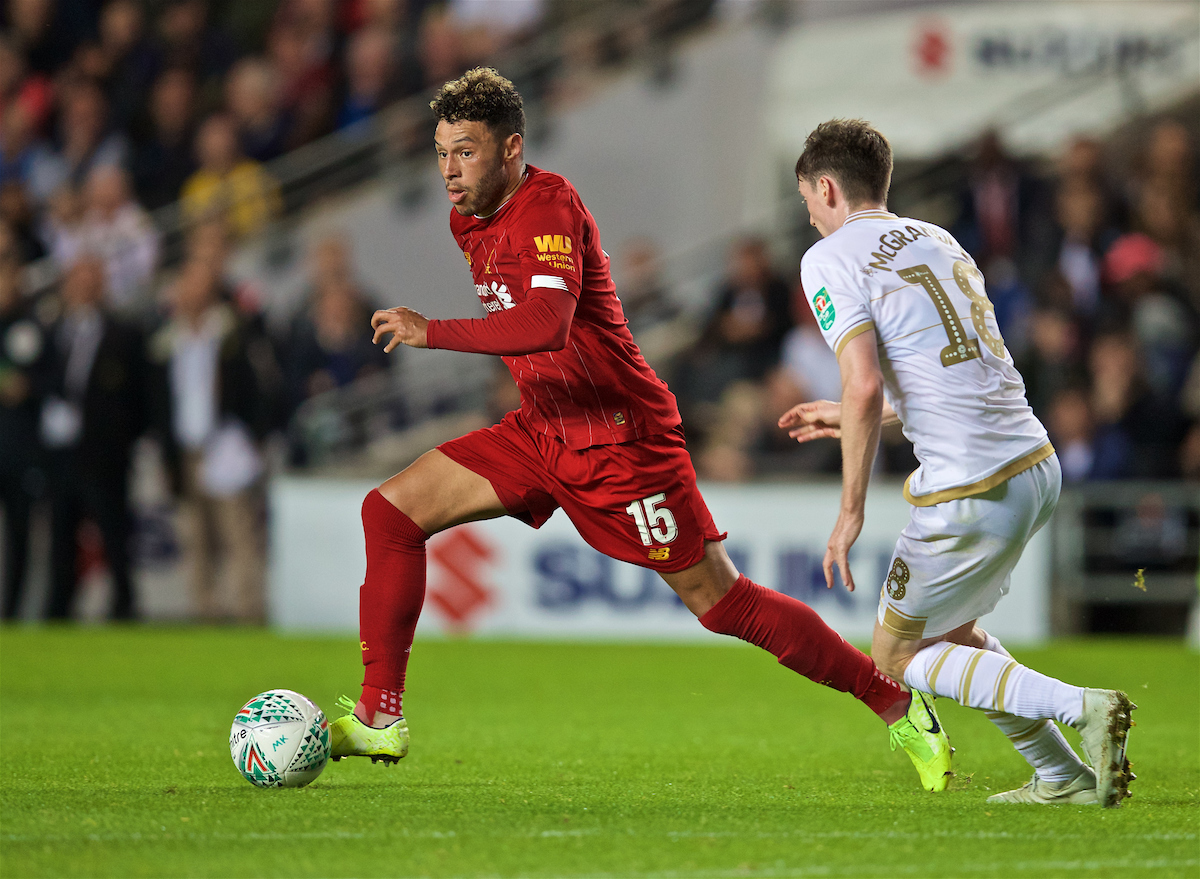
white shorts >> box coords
[877,455,1061,641]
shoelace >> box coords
[888,717,914,752]
[335,695,357,716]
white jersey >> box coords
[801,209,1052,505]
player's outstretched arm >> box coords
[372,307,429,352]
[777,397,900,444]
[778,399,842,442]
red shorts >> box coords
[438,410,725,573]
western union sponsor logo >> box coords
[534,234,572,254]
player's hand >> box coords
[823,509,864,593]
[371,307,429,352]
[777,399,842,444]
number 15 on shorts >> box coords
[625,493,678,546]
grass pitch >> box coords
[1,628,1197,878]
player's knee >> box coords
[377,455,440,517]
[874,652,911,682]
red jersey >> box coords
[426,165,681,450]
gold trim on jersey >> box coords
[882,605,927,640]
[835,320,876,358]
[903,442,1055,507]
[845,210,896,224]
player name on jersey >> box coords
[802,210,1051,505]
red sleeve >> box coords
[512,189,584,300]
[425,287,577,356]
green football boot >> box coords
[889,691,953,792]
[329,696,410,765]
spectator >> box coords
[1046,386,1095,483]
[0,35,54,135]
[0,98,66,210]
[1087,330,1185,479]
[185,218,286,432]
[48,165,159,310]
[94,0,160,131]
[1050,178,1119,317]
[35,255,146,620]
[0,178,45,263]
[418,4,463,88]
[155,0,237,97]
[1101,233,1196,401]
[1014,305,1086,420]
[758,281,843,475]
[952,128,1050,289]
[267,18,335,150]
[1134,175,1200,309]
[40,81,129,200]
[346,0,423,99]
[337,27,398,132]
[147,258,267,623]
[181,113,280,239]
[615,236,678,337]
[1056,134,1127,236]
[285,275,389,413]
[131,66,198,210]
[5,0,93,78]
[449,0,543,65]
[676,236,792,409]
[225,56,291,163]
[1181,423,1200,481]
[1141,119,1196,210]
[305,229,356,290]
[0,223,44,618]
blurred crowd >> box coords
[1,215,391,622]
[662,120,1200,486]
[1,0,566,277]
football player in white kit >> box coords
[779,119,1136,807]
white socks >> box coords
[903,639,1085,726]
[977,633,1085,784]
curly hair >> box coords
[794,119,892,206]
[429,67,526,140]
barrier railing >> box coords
[1051,482,1199,635]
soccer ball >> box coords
[229,689,331,788]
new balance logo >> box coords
[647,547,670,561]
[534,234,572,254]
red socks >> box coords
[357,491,905,723]
[699,575,906,718]
[359,489,428,717]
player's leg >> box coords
[664,540,908,719]
[967,625,1097,804]
[331,447,507,764]
[665,541,951,791]
[359,447,507,723]
[871,458,1135,806]
[874,616,1134,807]
[878,620,1094,802]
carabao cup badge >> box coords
[813,287,835,330]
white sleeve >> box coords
[800,251,874,358]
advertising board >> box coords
[270,479,1050,643]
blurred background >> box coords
[0,0,1196,642]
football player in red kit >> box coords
[330,68,953,792]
